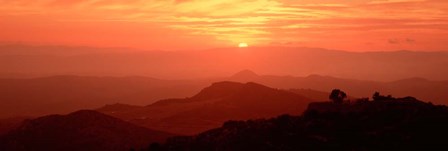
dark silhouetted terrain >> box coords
[152,98,448,151]
[0,110,173,151]
[98,81,314,135]
[0,117,31,136]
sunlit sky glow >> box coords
[1,0,447,51]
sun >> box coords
[238,43,249,48]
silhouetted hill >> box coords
[0,76,209,118]
[98,103,143,113]
[230,70,259,81]
[0,110,173,151]
[99,81,313,135]
[228,71,448,105]
[151,98,448,151]
[288,89,331,101]
[0,117,31,136]
[189,81,248,101]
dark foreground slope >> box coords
[151,98,448,151]
[0,117,31,136]
[0,110,173,151]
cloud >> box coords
[388,38,416,44]
[388,39,400,44]
[0,0,446,50]
[405,38,416,44]
[368,0,426,4]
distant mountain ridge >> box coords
[228,70,448,105]
[230,70,259,81]
[0,75,210,118]
[1,45,448,81]
[0,110,173,151]
[99,81,314,135]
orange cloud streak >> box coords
[0,0,447,51]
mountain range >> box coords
[0,75,209,118]
[0,110,172,151]
[98,81,314,135]
[1,70,447,119]
[1,80,447,150]
[229,70,448,105]
[0,81,323,150]
[1,44,448,81]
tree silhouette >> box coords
[329,89,347,104]
[373,92,380,100]
[373,92,395,101]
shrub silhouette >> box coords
[329,89,347,104]
[373,92,395,101]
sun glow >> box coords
[238,43,249,48]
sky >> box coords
[0,0,447,51]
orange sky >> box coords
[0,0,447,51]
